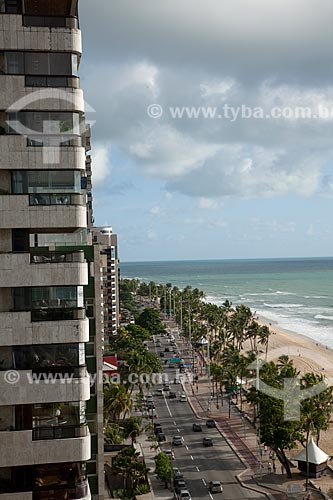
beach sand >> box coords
[254,317,333,379]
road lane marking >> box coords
[190,455,194,460]
[208,493,213,500]
[196,466,200,472]
[185,445,189,450]
[164,394,173,418]
[202,478,206,485]
[174,421,177,426]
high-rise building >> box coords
[92,228,120,341]
[0,1,103,499]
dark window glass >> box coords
[4,0,22,13]
[25,75,47,87]
[6,52,24,74]
[25,52,49,74]
[24,0,74,16]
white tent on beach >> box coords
[292,438,330,477]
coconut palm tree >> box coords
[104,383,133,423]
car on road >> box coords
[157,432,166,442]
[178,489,191,500]
[169,391,177,399]
[209,481,223,493]
[154,425,163,434]
[163,384,170,391]
[155,388,163,396]
[175,480,187,493]
[164,347,170,352]
[172,468,183,481]
[192,423,202,432]
[203,437,213,447]
[159,351,165,357]
[179,394,187,402]
[172,435,183,446]
[206,419,216,428]
[164,449,175,460]
[156,340,161,347]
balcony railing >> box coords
[26,75,80,89]
[29,193,85,206]
[30,250,85,264]
[31,307,86,322]
[33,481,89,500]
[32,423,88,441]
[23,15,78,29]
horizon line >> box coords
[121,255,333,265]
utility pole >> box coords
[180,298,183,331]
[169,289,172,320]
[164,286,166,315]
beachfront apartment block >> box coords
[0,1,103,499]
[92,227,120,341]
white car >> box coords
[209,481,223,493]
[178,489,191,500]
[179,394,187,402]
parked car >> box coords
[164,347,170,352]
[192,423,202,432]
[165,449,175,460]
[179,394,187,402]
[169,391,177,399]
[206,419,216,428]
[163,385,171,391]
[209,481,223,493]
[157,433,166,442]
[159,351,165,357]
[156,388,163,396]
[203,437,213,447]
[172,435,183,446]
[178,489,191,500]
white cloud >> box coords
[91,144,112,185]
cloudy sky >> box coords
[79,0,333,262]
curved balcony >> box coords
[0,252,88,287]
[0,136,85,170]
[0,482,90,500]
[0,428,90,467]
[0,77,84,111]
[0,310,89,346]
[0,15,82,54]
[0,370,90,406]
[0,195,87,230]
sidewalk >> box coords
[138,433,174,500]
[181,372,323,500]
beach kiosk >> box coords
[292,438,330,477]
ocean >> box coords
[121,258,333,347]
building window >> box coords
[2,51,78,76]
[0,0,22,13]
[12,170,81,194]
[7,111,80,135]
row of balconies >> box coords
[0,251,88,287]
[0,14,82,54]
[0,428,90,467]
[0,76,84,111]
[0,194,86,229]
[0,135,85,170]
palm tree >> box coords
[123,416,148,445]
[104,383,133,423]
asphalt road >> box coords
[147,332,265,500]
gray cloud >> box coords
[80,0,333,201]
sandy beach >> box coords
[253,317,333,380]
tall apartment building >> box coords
[92,228,120,341]
[0,1,103,499]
